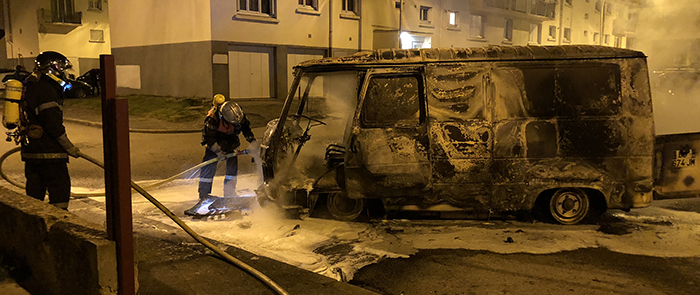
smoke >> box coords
[632,0,700,134]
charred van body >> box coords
[256,45,655,225]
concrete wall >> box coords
[112,41,212,98]
[0,187,117,295]
[110,0,212,48]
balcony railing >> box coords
[40,8,82,25]
[39,9,81,34]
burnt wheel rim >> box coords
[327,193,363,221]
[549,188,589,225]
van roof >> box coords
[296,45,645,70]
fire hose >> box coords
[0,146,290,295]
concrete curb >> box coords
[64,117,200,133]
[0,187,117,295]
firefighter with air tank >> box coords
[3,51,80,210]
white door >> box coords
[229,50,272,99]
[287,53,324,89]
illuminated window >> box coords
[504,19,513,42]
[298,0,317,10]
[420,6,431,22]
[470,15,485,38]
[448,11,458,28]
[88,0,102,11]
[89,29,104,43]
[239,0,275,16]
[529,23,541,44]
[342,0,358,14]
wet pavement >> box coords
[2,100,700,294]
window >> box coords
[595,1,602,13]
[298,0,317,10]
[470,15,485,38]
[563,28,571,42]
[584,13,589,19]
[593,32,600,43]
[605,3,613,14]
[614,36,622,48]
[548,25,557,40]
[583,30,588,37]
[51,0,79,23]
[529,23,541,44]
[88,0,102,11]
[504,19,514,42]
[89,29,104,43]
[239,0,274,16]
[448,11,458,28]
[342,0,358,14]
[420,6,431,22]
[604,34,610,44]
[530,0,556,18]
[565,0,573,5]
[363,75,422,127]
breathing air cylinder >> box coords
[3,79,23,130]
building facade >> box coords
[0,0,111,74]
[109,0,639,100]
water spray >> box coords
[0,147,289,295]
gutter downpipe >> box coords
[600,0,607,45]
[329,0,333,57]
[399,0,403,48]
[358,1,362,52]
[558,0,565,45]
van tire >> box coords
[549,188,590,225]
[327,192,364,221]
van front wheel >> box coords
[549,188,589,225]
[327,192,364,221]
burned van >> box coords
[256,45,655,225]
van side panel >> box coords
[425,64,492,209]
[489,59,653,212]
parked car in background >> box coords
[77,68,100,96]
[65,74,94,98]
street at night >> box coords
[3,0,700,294]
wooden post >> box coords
[100,54,135,294]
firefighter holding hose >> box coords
[185,95,258,216]
[19,51,80,210]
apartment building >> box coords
[0,0,111,74]
[109,0,639,100]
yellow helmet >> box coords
[213,94,226,106]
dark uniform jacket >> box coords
[21,74,70,162]
[201,108,255,153]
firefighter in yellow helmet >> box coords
[21,51,80,210]
[185,96,258,216]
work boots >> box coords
[184,194,220,216]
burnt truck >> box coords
[256,45,655,225]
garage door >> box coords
[287,53,324,89]
[229,49,273,99]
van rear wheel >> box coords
[549,188,589,225]
[327,192,364,221]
